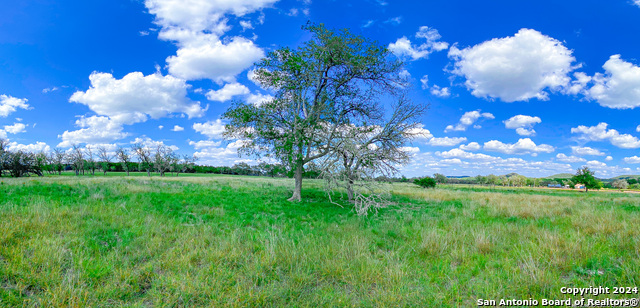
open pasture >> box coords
[1,175,639,307]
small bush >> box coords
[414,177,436,189]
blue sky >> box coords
[1,0,640,178]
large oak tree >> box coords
[223,23,408,201]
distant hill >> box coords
[609,175,640,180]
[543,173,639,181]
[505,173,525,178]
[544,173,573,179]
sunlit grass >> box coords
[1,175,639,307]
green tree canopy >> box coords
[571,166,601,192]
[223,23,408,201]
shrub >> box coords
[612,179,629,190]
[414,177,436,189]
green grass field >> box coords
[1,175,639,307]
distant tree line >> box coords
[410,168,640,191]
[4,137,640,191]
[0,139,196,178]
[0,137,322,179]
[0,139,46,177]
[195,162,301,178]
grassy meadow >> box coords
[1,174,639,307]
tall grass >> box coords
[1,176,639,307]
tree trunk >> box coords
[147,169,151,177]
[347,179,355,202]
[126,170,129,176]
[288,161,303,202]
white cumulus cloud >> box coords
[430,85,451,98]
[484,138,554,155]
[565,72,592,95]
[239,20,253,31]
[399,146,420,154]
[504,115,542,136]
[206,82,250,102]
[624,156,640,164]
[193,119,226,139]
[58,116,129,148]
[448,28,576,102]
[189,140,222,149]
[571,146,605,156]
[571,122,640,149]
[70,72,205,125]
[166,36,265,83]
[459,142,481,151]
[585,55,640,109]
[145,0,274,83]
[3,123,27,135]
[586,160,607,168]
[0,95,30,117]
[388,26,448,61]
[556,153,586,163]
[145,0,278,33]
[171,125,185,132]
[437,148,498,161]
[7,141,51,153]
[428,137,467,147]
[445,110,494,132]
